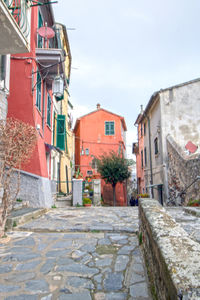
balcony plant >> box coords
[83,197,92,207]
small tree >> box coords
[97,151,131,206]
[0,118,37,237]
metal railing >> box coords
[4,0,30,38]
[177,176,200,198]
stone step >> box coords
[55,198,72,208]
[6,207,47,231]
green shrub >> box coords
[16,198,23,202]
[83,197,92,205]
[13,221,17,227]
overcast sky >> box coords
[54,0,200,158]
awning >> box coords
[45,143,62,154]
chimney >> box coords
[140,105,144,113]
[97,103,101,110]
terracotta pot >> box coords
[84,204,91,207]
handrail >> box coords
[4,0,30,38]
[177,176,200,198]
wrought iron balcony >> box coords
[0,0,29,54]
[4,0,30,38]
[36,25,66,89]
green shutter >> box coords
[105,122,109,135]
[47,94,51,126]
[55,94,64,102]
[56,115,66,150]
[38,11,43,48]
[110,122,114,134]
[105,121,114,135]
[36,71,41,111]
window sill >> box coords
[35,106,42,116]
[46,123,52,131]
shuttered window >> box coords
[36,71,41,111]
[38,11,43,48]
[47,94,51,127]
[56,115,66,151]
[105,121,115,135]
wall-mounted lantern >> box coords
[52,76,64,98]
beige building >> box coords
[137,78,200,205]
[51,23,74,196]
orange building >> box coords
[73,104,127,206]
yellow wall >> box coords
[58,25,74,194]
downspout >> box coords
[42,82,46,132]
[147,116,154,198]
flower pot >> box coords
[84,204,91,207]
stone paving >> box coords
[0,207,152,300]
[166,207,200,243]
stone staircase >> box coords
[55,194,72,208]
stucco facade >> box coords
[7,4,69,207]
[0,0,30,121]
[74,104,127,206]
[134,111,145,194]
[135,78,200,205]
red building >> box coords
[74,104,127,206]
[7,3,67,207]
[133,106,145,195]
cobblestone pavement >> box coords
[166,207,200,243]
[0,207,152,300]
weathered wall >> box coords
[139,199,200,300]
[10,170,54,208]
[0,92,7,120]
[167,135,200,205]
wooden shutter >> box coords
[56,115,66,150]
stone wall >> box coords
[10,170,54,208]
[0,92,8,120]
[139,199,200,300]
[167,135,200,205]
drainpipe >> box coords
[147,116,154,198]
[42,82,46,132]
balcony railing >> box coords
[4,0,30,38]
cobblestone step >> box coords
[6,207,47,231]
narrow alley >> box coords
[0,207,152,300]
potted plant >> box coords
[187,199,200,207]
[83,197,92,207]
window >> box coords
[87,170,93,176]
[36,71,41,111]
[38,11,43,48]
[141,150,143,168]
[154,137,158,155]
[144,147,147,166]
[85,148,89,155]
[140,124,143,136]
[47,94,51,127]
[0,55,6,81]
[144,123,146,135]
[105,121,115,135]
[56,115,66,151]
